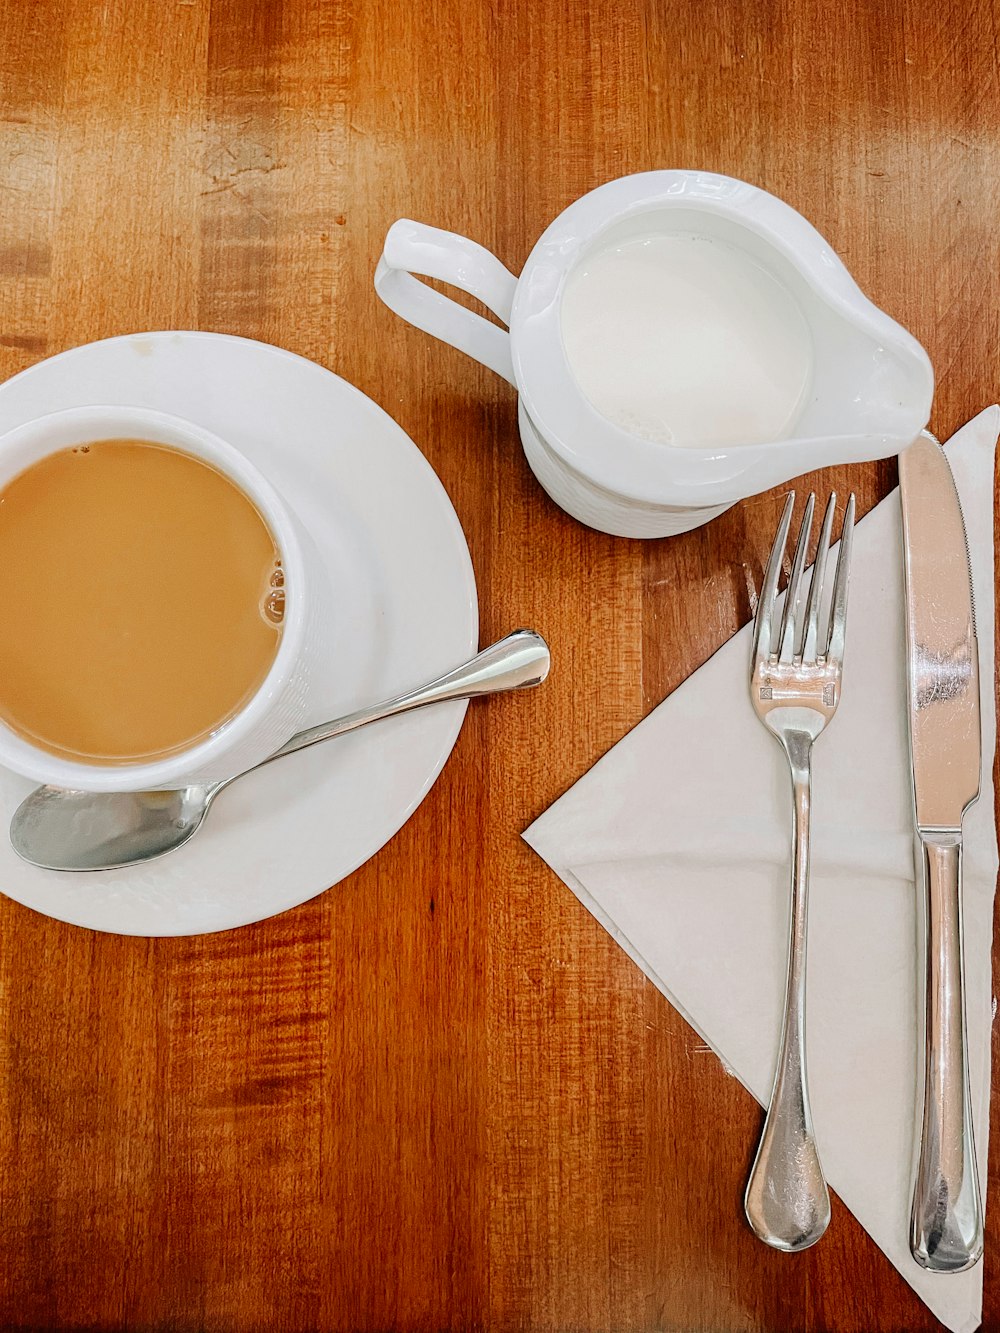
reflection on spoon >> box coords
[11,630,550,873]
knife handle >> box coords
[910,829,983,1272]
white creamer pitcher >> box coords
[375,171,933,537]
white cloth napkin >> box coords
[524,409,998,1333]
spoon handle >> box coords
[259,630,550,769]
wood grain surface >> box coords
[0,1,998,1329]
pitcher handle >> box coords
[374,220,518,386]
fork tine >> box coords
[801,493,836,662]
[825,493,856,662]
[778,493,814,661]
[752,493,795,662]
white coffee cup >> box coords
[375,170,934,537]
[0,405,335,792]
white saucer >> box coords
[0,332,478,935]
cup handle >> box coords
[374,219,518,386]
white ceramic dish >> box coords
[0,332,478,935]
[375,170,934,537]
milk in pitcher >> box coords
[560,232,813,449]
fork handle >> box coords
[910,830,983,1271]
[745,733,831,1251]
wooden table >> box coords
[1,1,997,1328]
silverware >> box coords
[744,490,855,1252]
[10,629,551,873]
[899,435,983,1273]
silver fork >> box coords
[743,489,855,1252]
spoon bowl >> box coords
[12,783,215,872]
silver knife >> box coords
[899,432,984,1273]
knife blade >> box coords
[899,432,983,1273]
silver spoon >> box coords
[10,629,550,873]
